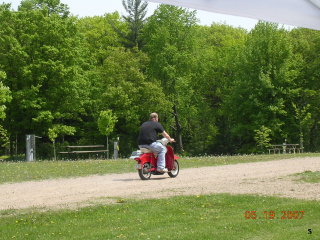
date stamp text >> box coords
[244,210,304,220]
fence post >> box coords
[26,134,36,161]
[114,141,119,159]
[282,139,287,154]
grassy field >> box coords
[0,152,319,184]
[292,171,320,183]
[0,194,319,240]
[0,154,319,239]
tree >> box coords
[142,5,198,152]
[289,28,320,151]
[0,125,9,154]
[254,125,272,153]
[97,110,117,158]
[223,22,300,152]
[0,70,11,154]
[18,0,70,17]
[89,46,171,154]
[97,110,117,138]
[0,71,12,120]
[292,103,312,151]
[189,24,247,154]
[77,13,171,154]
[0,1,89,155]
[77,13,125,65]
[48,124,76,160]
[121,0,148,48]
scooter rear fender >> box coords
[135,153,156,165]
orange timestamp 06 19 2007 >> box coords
[244,210,305,220]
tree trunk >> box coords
[15,134,18,156]
[9,134,14,157]
[53,141,56,160]
[107,136,109,159]
[299,124,304,152]
[173,105,184,152]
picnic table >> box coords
[59,145,109,159]
[268,143,302,154]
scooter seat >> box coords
[139,148,152,153]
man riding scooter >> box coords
[138,112,175,173]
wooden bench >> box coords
[268,143,302,154]
[267,144,283,154]
[283,144,302,154]
[59,145,109,159]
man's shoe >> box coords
[157,168,168,173]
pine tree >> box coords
[117,0,148,49]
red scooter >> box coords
[132,140,180,180]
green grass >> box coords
[0,153,319,184]
[0,194,319,240]
[292,171,320,183]
[0,159,134,184]
[180,152,320,168]
[1,154,319,239]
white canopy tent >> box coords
[146,0,320,30]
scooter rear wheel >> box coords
[138,162,151,180]
[168,160,179,178]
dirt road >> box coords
[0,157,319,211]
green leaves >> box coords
[96,47,170,132]
[19,0,70,17]
[0,1,88,141]
[0,71,11,120]
[0,2,319,157]
[254,125,272,152]
[121,0,148,48]
[97,110,117,137]
[221,22,301,152]
[142,5,198,151]
[48,124,76,143]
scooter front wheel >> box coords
[138,162,151,180]
[168,160,179,178]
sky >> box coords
[2,0,259,30]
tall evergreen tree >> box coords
[120,0,148,49]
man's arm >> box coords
[162,131,175,143]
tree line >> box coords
[0,0,319,158]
